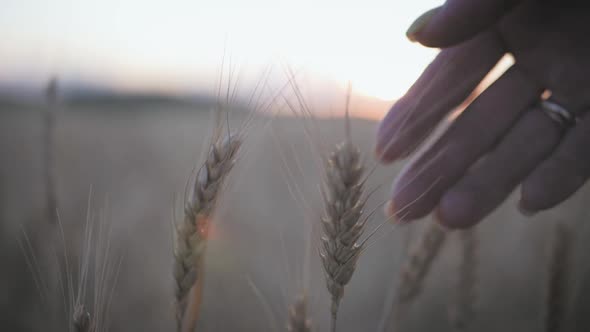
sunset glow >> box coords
[1,0,442,105]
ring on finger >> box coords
[540,98,579,128]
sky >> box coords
[1,0,442,102]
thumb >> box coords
[407,0,523,48]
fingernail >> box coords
[375,146,395,164]
[435,219,452,232]
[518,201,537,217]
[374,144,384,161]
[375,127,398,163]
[375,122,387,160]
[384,201,395,222]
[406,6,441,42]
[434,209,452,231]
[384,201,407,225]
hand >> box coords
[375,0,590,229]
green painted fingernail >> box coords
[406,6,441,42]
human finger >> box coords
[406,0,523,48]
[376,31,505,163]
[520,112,590,213]
[436,106,564,228]
[388,66,543,222]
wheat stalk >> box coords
[319,134,367,332]
[545,223,571,332]
[287,295,312,332]
[396,220,446,304]
[173,132,241,332]
[387,220,446,331]
[44,77,59,224]
[449,228,478,331]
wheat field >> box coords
[1,100,590,331]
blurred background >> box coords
[1,0,441,109]
[2,0,590,331]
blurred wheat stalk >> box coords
[387,220,447,331]
[545,223,572,332]
[44,77,59,225]
[449,229,478,331]
[399,220,447,304]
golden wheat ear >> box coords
[174,130,242,332]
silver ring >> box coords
[540,99,578,128]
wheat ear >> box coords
[396,220,446,304]
[449,229,478,331]
[387,220,446,331]
[73,304,91,332]
[320,136,367,332]
[287,295,312,332]
[174,132,241,332]
[545,223,571,332]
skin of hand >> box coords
[375,0,590,229]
